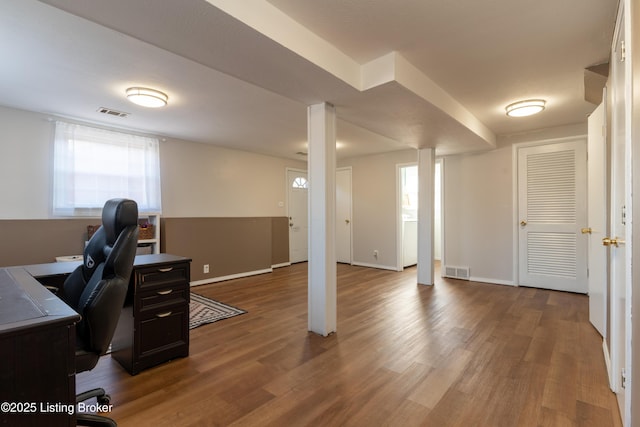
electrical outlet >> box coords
[203,264,209,274]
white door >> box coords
[608,13,628,419]
[517,140,588,293]
[336,168,352,264]
[587,102,607,337]
[287,169,308,263]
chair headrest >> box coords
[101,198,139,244]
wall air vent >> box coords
[97,107,129,118]
[443,265,470,280]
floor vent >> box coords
[444,265,470,280]
[97,107,129,118]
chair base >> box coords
[76,413,117,427]
[76,387,116,427]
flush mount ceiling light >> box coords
[505,99,546,117]
[126,87,168,108]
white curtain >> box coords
[53,121,162,216]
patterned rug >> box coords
[189,293,246,329]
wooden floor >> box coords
[78,263,622,427]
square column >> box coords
[307,103,337,336]
[417,148,435,285]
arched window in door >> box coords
[292,176,308,189]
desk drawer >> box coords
[112,257,191,375]
[139,305,188,359]
[135,262,190,292]
[139,288,189,312]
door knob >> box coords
[581,227,592,234]
[289,222,294,227]
[520,220,527,226]
[345,219,350,224]
[603,237,625,247]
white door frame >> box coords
[511,135,588,287]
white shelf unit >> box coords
[137,214,160,254]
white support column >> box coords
[417,148,435,285]
[307,103,337,336]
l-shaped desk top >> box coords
[0,266,80,333]
[0,253,190,332]
[22,253,189,278]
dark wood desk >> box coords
[0,267,80,427]
[26,254,192,375]
[0,254,190,425]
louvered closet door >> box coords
[517,139,587,293]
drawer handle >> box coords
[157,289,173,295]
[156,311,172,318]
[158,267,174,273]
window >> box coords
[53,121,162,216]
[292,176,308,189]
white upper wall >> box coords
[442,146,514,284]
[0,106,52,219]
[161,138,304,218]
[0,105,305,219]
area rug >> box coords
[189,293,246,329]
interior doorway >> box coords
[397,160,442,270]
[287,168,308,263]
[435,160,442,261]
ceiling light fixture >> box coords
[505,99,546,117]
[126,87,168,108]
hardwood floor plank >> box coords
[74,263,619,426]
[542,349,579,419]
[407,347,473,409]
[384,400,432,427]
[524,325,558,365]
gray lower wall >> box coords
[0,217,290,282]
[0,219,100,267]
[161,217,289,282]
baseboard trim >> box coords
[352,261,398,271]
[271,262,291,269]
[190,268,273,287]
[468,276,515,286]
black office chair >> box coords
[60,198,139,427]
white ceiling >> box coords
[0,0,617,160]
